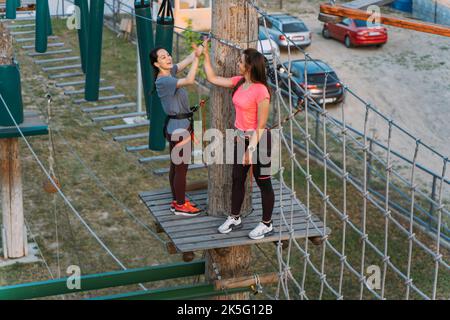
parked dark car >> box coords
[322,18,388,48]
[275,59,345,105]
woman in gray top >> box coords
[150,41,205,216]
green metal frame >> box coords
[91,283,251,300]
[0,260,205,300]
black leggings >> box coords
[166,129,191,205]
[231,132,275,222]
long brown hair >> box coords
[242,48,271,97]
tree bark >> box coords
[0,139,25,259]
[206,0,258,300]
[0,23,26,259]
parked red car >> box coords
[322,18,388,48]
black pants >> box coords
[231,131,275,222]
[166,129,191,205]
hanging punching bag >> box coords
[46,0,53,36]
[35,0,48,53]
[134,0,155,119]
[149,0,174,151]
[85,0,105,101]
[0,64,24,126]
[6,0,17,20]
[75,0,89,74]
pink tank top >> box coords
[231,76,270,131]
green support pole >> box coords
[35,0,48,53]
[134,0,155,119]
[6,0,17,19]
[75,0,89,74]
[0,64,24,126]
[149,0,174,151]
[0,260,205,300]
[85,0,105,101]
[46,1,53,36]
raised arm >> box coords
[176,51,196,73]
[176,56,200,88]
[203,40,235,89]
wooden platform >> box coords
[0,111,47,139]
[139,180,329,253]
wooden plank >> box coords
[171,219,322,249]
[149,198,306,217]
[0,111,48,139]
[157,207,308,227]
[170,215,321,240]
[144,188,291,207]
[140,181,285,201]
[320,4,450,38]
[162,212,321,235]
[177,226,328,252]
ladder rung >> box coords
[75,94,125,104]
[153,164,206,175]
[139,154,170,163]
[42,64,81,72]
[139,150,201,163]
[92,112,146,122]
[28,49,72,57]
[11,30,34,35]
[102,121,149,132]
[64,86,115,95]
[113,133,147,142]
[15,35,58,43]
[82,102,136,113]
[56,79,104,88]
[48,71,84,79]
[125,145,149,152]
[35,56,80,65]
[7,23,35,29]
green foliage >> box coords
[181,19,209,80]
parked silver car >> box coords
[259,13,312,48]
[257,29,281,64]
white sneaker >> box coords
[218,216,242,234]
[249,222,274,240]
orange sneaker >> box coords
[173,202,201,217]
[170,199,196,213]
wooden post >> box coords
[0,23,26,259]
[206,0,258,300]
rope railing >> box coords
[5,0,448,300]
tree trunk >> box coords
[0,139,26,259]
[0,23,26,259]
[206,0,258,300]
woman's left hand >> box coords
[192,43,204,58]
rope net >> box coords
[246,1,449,300]
[1,0,448,300]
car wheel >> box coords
[322,27,331,39]
[376,44,384,48]
[344,36,352,48]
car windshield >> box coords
[282,22,307,33]
[259,30,268,40]
[354,19,369,28]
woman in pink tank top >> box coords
[204,42,275,240]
